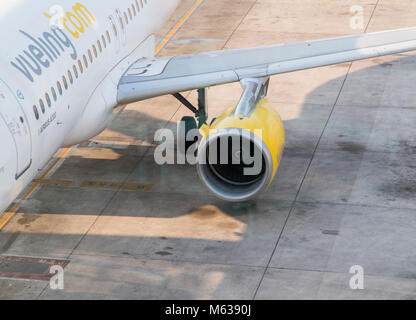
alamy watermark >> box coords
[47,5,65,30]
[349,265,365,290]
[350,5,364,30]
[49,265,64,290]
[153,124,264,176]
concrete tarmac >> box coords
[1,0,416,299]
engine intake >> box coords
[197,78,285,201]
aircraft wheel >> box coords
[178,116,198,155]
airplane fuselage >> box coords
[0,0,180,212]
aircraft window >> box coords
[78,60,83,73]
[45,93,51,107]
[97,39,102,52]
[112,23,118,37]
[57,81,62,95]
[119,16,124,30]
[124,12,128,25]
[33,105,39,120]
[68,71,73,84]
[132,4,136,16]
[135,0,140,12]
[73,65,79,78]
[106,30,111,44]
[51,87,57,101]
[39,99,45,113]
[62,75,68,89]
[128,8,132,20]
[93,44,98,57]
[84,54,89,68]
[88,49,93,63]
[102,34,107,48]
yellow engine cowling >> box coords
[197,98,285,201]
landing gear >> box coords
[178,116,197,153]
[172,88,208,129]
[173,88,208,155]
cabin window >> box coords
[67,71,73,84]
[73,65,78,78]
[78,60,83,73]
[33,105,39,120]
[45,93,51,107]
[112,23,118,37]
[62,75,68,89]
[39,99,45,113]
[51,87,57,101]
[57,81,63,95]
[88,49,93,63]
[119,15,124,30]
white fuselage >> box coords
[0,0,180,212]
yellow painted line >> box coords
[155,0,204,54]
[33,179,72,185]
[0,2,202,230]
[0,204,19,230]
[80,180,152,191]
[0,148,72,230]
[22,148,73,200]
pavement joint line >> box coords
[43,183,414,212]
[69,251,415,282]
[335,104,416,110]
[302,148,416,156]
[32,179,72,185]
[155,0,205,55]
[80,180,153,191]
[24,179,412,212]
[261,265,416,283]
[67,252,269,270]
[294,198,416,212]
[221,0,259,51]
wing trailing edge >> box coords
[118,27,416,104]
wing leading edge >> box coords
[117,27,416,104]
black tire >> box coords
[178,116,198,156]
[180,116,197,133]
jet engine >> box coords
[197,78,285,201]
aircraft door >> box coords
[0,79,32,179]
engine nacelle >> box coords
[197,78,285,201]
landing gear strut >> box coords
[172,87,208,129]
[173,88,208,154]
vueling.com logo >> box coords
[10,2,96,83]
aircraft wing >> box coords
[117,27,416,104]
